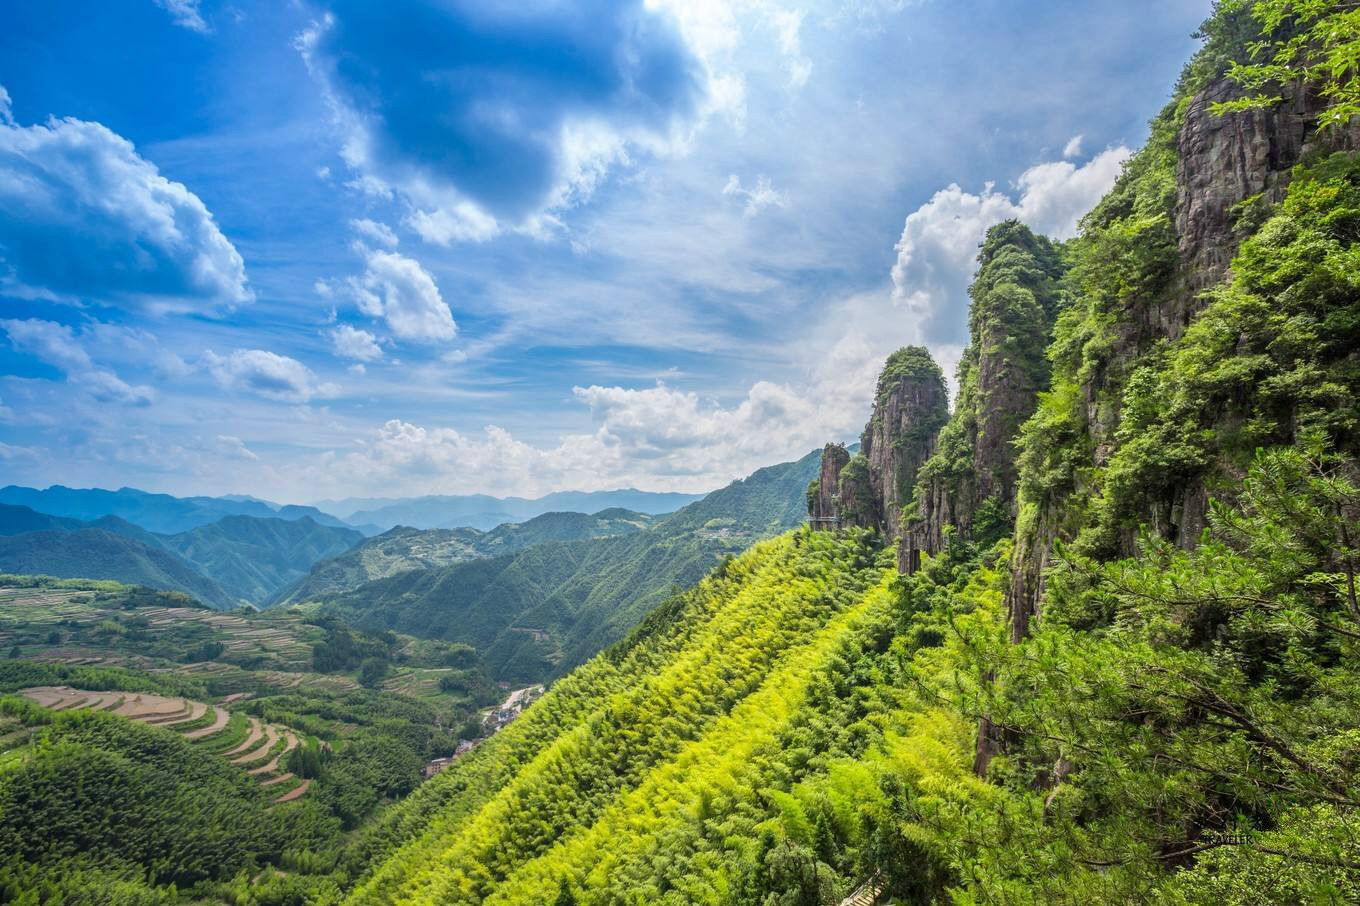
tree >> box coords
[1215,0,1360,129]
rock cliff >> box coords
[905,222,1062,569]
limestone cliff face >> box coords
[810,348,948,547]
[907,223,1062,568]
[858,347,949,542]
[1177,78,1360,296]
[806,443,850,520]
[1004,76,1360,640]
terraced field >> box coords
[1,581,486,708]
[15,686,310,802]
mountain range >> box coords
[0,485,361,535]
[313,489,706,531]
[308,449,823,683]
[0,505,363,608]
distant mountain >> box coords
[274,508,653,605]
[316,449,821,683]
[0,485,353,534]
[157,515,363,605]
[0,528,234,608]
[0,504,362,607]
[319,488,704,530]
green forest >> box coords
[0,1,1358,904]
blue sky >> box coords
[0,0,1209,502]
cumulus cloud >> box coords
[217,435,259,461]
[0,318,156,406]
[891,145,1130,344]
[154,0,209,33]
[303,373,859,497]
[298,1,707,239]
[1063,134,1084,159]
[347,250,456,343]
[0,94,251,313]
[350,218,398,248]
[329,324,383,362]
[206,349,335,403]
[722,174,787,216]
[0,86,12,126]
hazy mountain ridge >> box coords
[0,484,356,535]
[315,450,822,683]
[322,488,704,531]
[274,508,655,606]
[0,504,362,607]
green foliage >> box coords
[1215,0,1360,129]
[318,449,823,684]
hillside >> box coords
[343,8,1360,904]
[0,529,236,608]
[315,450,821,683]
[332,489,703,532]
[0,506,363,606]
[161,515,363,605]
[276,508,653,606]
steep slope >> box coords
[344,530,898,905]
[351,8,1360,904]
[159,515,363,605]
[0,528,234,608]
[317,451,821,683]
[275,509,653,605]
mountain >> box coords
[157,515,363,605]
[314,451,821,683]
[345,13,1360,904]
[274,508,653,605]
[0,504,362,606]
[0,485,354,534]
[0,528,234,608]
[326,489,704,531]
[0,504,85,536]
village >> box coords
[423,683,545,780]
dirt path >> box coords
[183,706,230,740]
[231,723,278,765]
[273,779,310,803]
[248,731,298,776]
[158,700,208,727]
[224,717,264,756]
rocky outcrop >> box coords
[1176,77,1360,296]
[809,348,948,548]
[806,443,850,521]
[859,347,949,543]
[837,453,878,531]
[906,223,1062,569]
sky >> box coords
[0,0,1210,503]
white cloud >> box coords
[0,86,12,126]
[346,250,456,343]
[1063,134,1084,159]
[0,441,35,461]
[0,97,251,313]
[154,0,210,33]
[329,324,383,362]
[350,218,398,247]
[722,174,787,216]
[0,318,156,406]
[217,435,259,461]
[0,318,92,372]
[206,349,335,403]
[75,370,156,406]
[891,145,1130,345]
